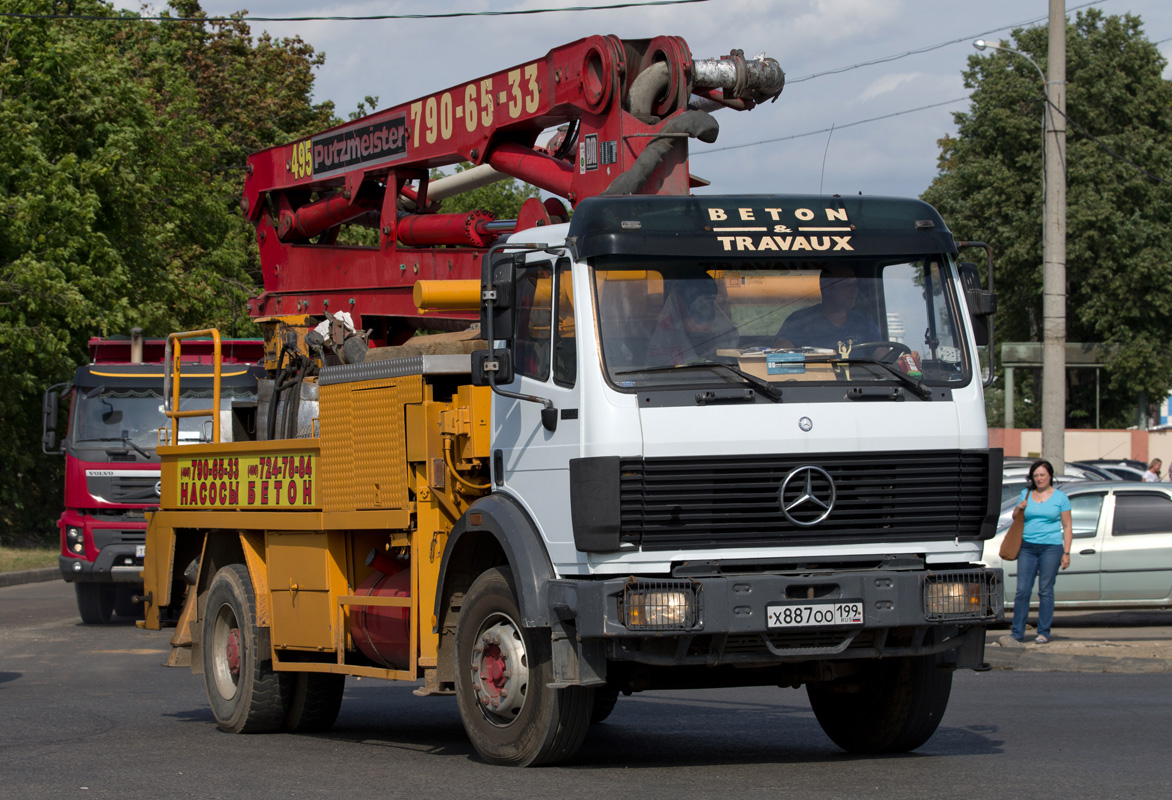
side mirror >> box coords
[958,261,996,346]
[472,348,515,387]
[480,252,520,342]
[42,383,69,455]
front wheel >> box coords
[113,585,142,619]
[806,655,952,754]
[202,564,291,733]
[453,567,592,766]
[75,582,115,624]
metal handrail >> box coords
[163,329,222,446]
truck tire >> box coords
[286,673,345,733]
[454,567,592,766]
[591,686,620,724]
[806,655,952,754]
[202,564,291,733]
[113,585,142,619]
[75,582,115,624]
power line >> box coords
[693,96,971,155]
[786,0,1106,85]
[1,0,711,23]
[1045,99,1172,186]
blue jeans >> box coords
[1012,541,1064,640]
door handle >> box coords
[1079,549,1096,555]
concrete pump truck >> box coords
[140,35,1003,766]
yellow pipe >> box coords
[413,280,481,311]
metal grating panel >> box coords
[319,355,471,386]
[317,382,355,512]
[619,450,992,550]
[318,375,423,512]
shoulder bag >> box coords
[999,489,1026,561]
[999,515,1024,561]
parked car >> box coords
[999,475,1087,506]
[1072,460,1146,482]
[983,481,1172,610]
[1003,456,1112,482]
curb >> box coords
[986,643,1172,674]
[0,568,61,588]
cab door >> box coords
[492,257,580,555]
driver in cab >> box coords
[774,264,880,351]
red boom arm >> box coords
[242,36,784,343]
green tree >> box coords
[923,9,1172,429]
[0,0,331,538]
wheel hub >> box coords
[225,628,241,678]
[469,619,528,723]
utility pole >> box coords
[1042,0,1067,472]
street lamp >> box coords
[973,25,1067,471]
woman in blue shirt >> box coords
[1010,459,1073,643]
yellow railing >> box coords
[163,329,222,446]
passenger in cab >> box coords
[646,276,738,366]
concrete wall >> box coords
[990,428,1172,470]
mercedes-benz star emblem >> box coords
[155,480,162,497]
[798,416,813,432]
[779,466,836,526]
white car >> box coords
[984,481,1172,610]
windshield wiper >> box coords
[832,357,932,400]
[122,437,152,460]
[616,361,782,402]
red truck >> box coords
[42,330,265,623]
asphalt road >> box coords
[3,580,1171,799]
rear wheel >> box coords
[806,655,953,754]
[75,582,114,624]
[202,564,291,733]
[454,567,592,766]
[286,673,346,733]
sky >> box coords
[115,0,1172,200]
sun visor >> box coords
[568,195,957,260]
[71,363,266,392]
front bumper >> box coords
[553,566,1002,667]
[58,512,146,584]
[59,548,143,584]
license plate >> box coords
[135,544,146,558]
[766,601,864,628]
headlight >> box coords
[623,582,700,630]
[923,575,992,619]
[65,526,85,554]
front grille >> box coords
[86,472,161,504]
[619,450,991,550]
[92,529,147,549]
[109,474,161,503]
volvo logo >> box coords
[779,466,836,527]
[798,416,813,432]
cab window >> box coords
[553,261,576,387]
[513,263,553,381]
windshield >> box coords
[70,387,255,449]
[592,256,971,391]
